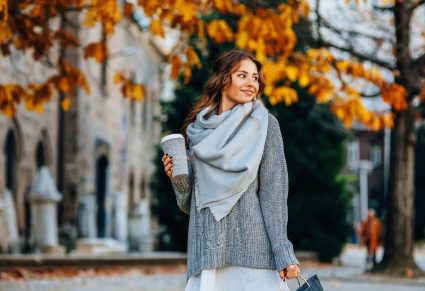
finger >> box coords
[163,156,173,167]
[164,158,172,167]
[286,268,296,279]
[165,163,173,172]
[291,269,299,279]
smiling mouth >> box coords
[241,90,255,96]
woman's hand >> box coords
[161,154,174,179]
[279,264,300,280]
[162,154,191,179]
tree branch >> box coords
[312,0,395,70]
[410,0,425,12]
[315,0,324,44]
[372,4,393,12]
[320,18,393,44]
[360,91,381,98]
[322,40,395,70]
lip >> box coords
[241,89,255,96]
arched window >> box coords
[4,130,18,194]
[35,141,46,169]
[140,177,147,200]
[128,172,135,212]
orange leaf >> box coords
[0,0,8,21]
[170,55,182,79]
[114,72,125,84]
[58,77,71,94]
[0,22,12,44]
[84,42,107,63]
[184,66,191,84]
[123,3,134,18]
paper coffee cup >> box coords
[160,134,190,193]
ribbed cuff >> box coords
[273,241,299,271]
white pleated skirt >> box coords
[184,266,282,291]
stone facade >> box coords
[0,12,170,253]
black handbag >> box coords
[280,274,324,291]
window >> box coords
[347,140,359,167]
[370,145,382,167]
[140,177,146,200]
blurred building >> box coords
[0,9,174,253]
[344,98,390,230]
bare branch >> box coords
[322,40,395,70]
[410,0,425,12]
[315,0,324,44]
[372,4,393,12]
[320,18,393,44]
[360,92,381,98]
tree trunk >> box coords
[375,108,421,276]
[374,1,424,277]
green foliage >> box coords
[266,92,353,262]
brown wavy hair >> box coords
[180,49,266,146]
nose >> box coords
[245,77,256,87]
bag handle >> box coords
[280,274,311,291]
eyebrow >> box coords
[237,70,258,76]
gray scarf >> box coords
[186,99,269,221]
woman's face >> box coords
[221,58,259,106]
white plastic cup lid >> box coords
[161,133,184,145]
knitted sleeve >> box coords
[258,114,299,271]
[171,150,193,214]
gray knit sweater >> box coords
[171,113,299,281]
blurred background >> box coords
[0,0,424,290]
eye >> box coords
[252,76,258,81]
[238,73,246,78]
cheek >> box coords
[226,82,240,96]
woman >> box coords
[161,49,300,290]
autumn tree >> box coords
[2,0,423,276]
[0,0,144,117]
[311,0,425,276]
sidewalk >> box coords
[301,244,425,280]
[0,244,424,291]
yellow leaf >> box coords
[264,85,273,96]
[272,86,298,106]
[35,103,44,114]
[207,20,233,43]
[298,72,309,87]
[150,19,165,37]
[285,66,298,82]
[236,31,249,48]
[175,0,196,22]
[61,96,72,111]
